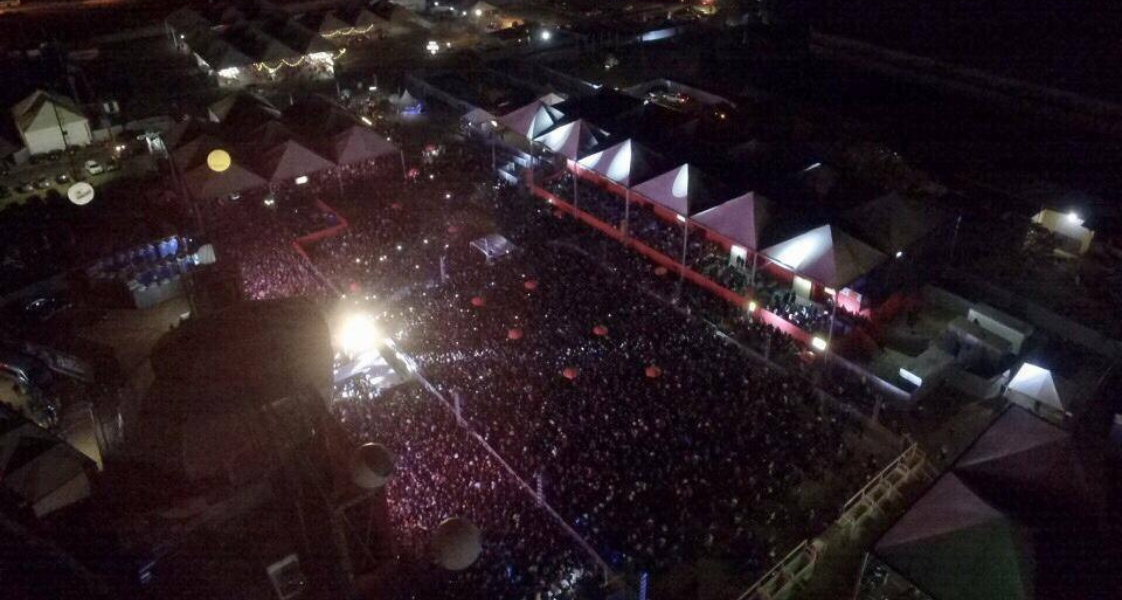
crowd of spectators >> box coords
[323,234,879,592]
[220,132,897,598]
[207,190,328,300]
[333,380,600,600]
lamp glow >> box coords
[811,337,828,351]
[207,149,232,173]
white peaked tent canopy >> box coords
[498,100,562,140]
[576,139,661,187]
[842,192,948,254]
[464,108,500,131]
[390,89,419,106]
[331,125,398,166]
[533,119,603,160]
[693,192,769,250]
[258,139,335,182]
[539,92,567,106]
[1005,364,1066,412]
[631,163,713,216]
[761,224,886,289]
[471,1,499,14]
[184,159,267,199]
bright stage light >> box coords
[1066,211,1082,225]
[540,30,551,41]
[811,337,828,351]
[339,313,382,355]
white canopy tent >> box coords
[539,92,567,106]
[1005,363,1071,418]
[761,224,886,291]
[692,192,769,251]
[184,160,268,200]
[463,107,498,133]
[630,163,720,272]
[257,139,335,183]
[330,125,398,166]
[497,99,562,141]
[576,139,664,235]
[389,89,419,107]
[532,119,604,161]
[576,138,660,187]
[631,163,714,217]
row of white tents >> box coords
[483,95,950,295]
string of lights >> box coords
[321,24,379,38]
[254,48,346,74]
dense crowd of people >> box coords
[218,128,898,599]
[374,244,873,585]
[333,380,600,600]
[207,189,329,300]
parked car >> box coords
[35,177,52,189]
[16,181,34,193]
[84,160,103,175]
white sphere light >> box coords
[67,182,95,206]
[207,149,232,173]
[431,517,482,571]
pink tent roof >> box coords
[874,473,1034,600]
[693,192,769,250]
[877,474,1009,551]
[761,224,886,289]
[576,139,662,187]
[498,100,562,140]
[954,406,1097,507]
[532,119,604,160]
[630,163,713,216]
